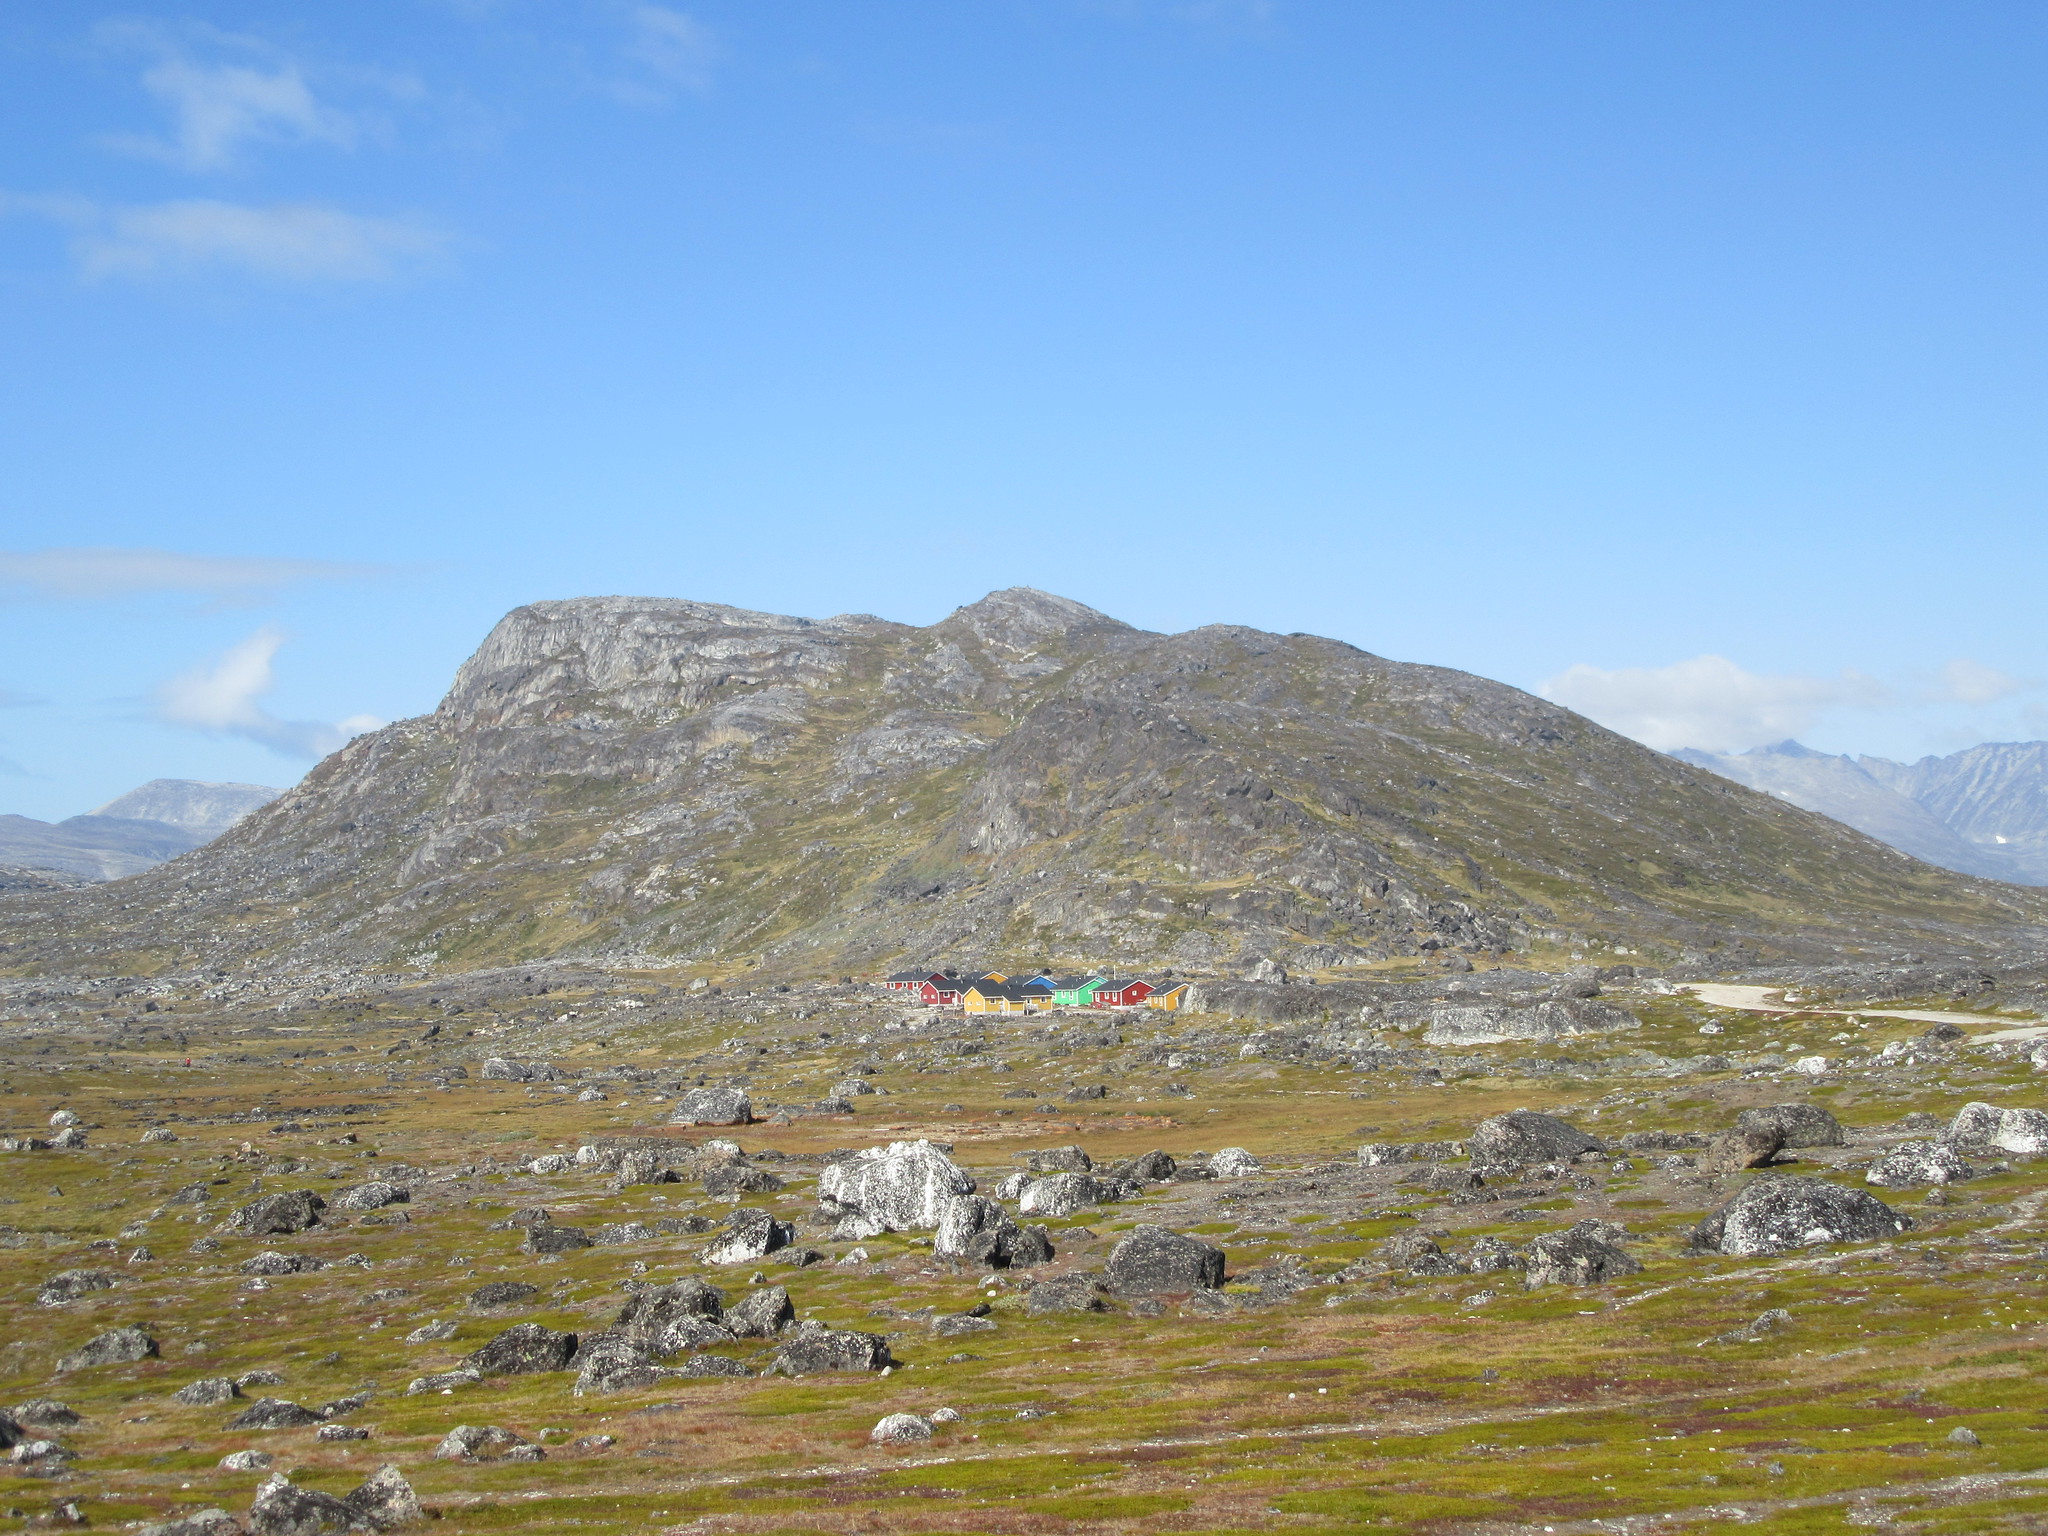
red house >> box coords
[916,976,968,1006]
[1091,977,1155,1008]
[885,970,947,992]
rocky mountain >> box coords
[0,779,280,883]
[1675,741,2048,886]
[3,590,2044,977]
[94,779,280,838]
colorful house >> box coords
[1092,978,1155,1008]
[1146,982,1192,1011]
[915,976,968,1006]
[885,970,946,992]
[1049,976,1106,1007]
[963,981,1054,1015]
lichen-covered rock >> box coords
[11,1400,80,1429]
[1021,1145,1092,1173]
[1356,1140,1463,1166]
[1463,1235,1521,1273]
[220,1450,272,1471]
[1948,1102,2048,1156]
[402,1320,457,1344]
[174,1377,241,1407]
[593,1222,657,1245]
[225,1398,325,1430]
[1423,998,1640,1046]
[37,1269,120,1306]
[768,1325,894,1375]
[703,1208,794,1266]
[676,1354,752,1378]
[933,1194,1052,1267]
[612,1277,726,1347]
[464,1323,576,1376]
[1107,1149,1177,1182]
[245,1473,355,1536]
[1734,1104,1845,1148]
[1208,1147,1262,1178]
[1381,1230,1460,1276]
[330,1182,408,1212]
[670,1086,753,1126]
[932,1313,997,1337]
[818,1140,975,1230]
[240,1252,324,1277]
[1468,1111,1604,1165]
[1105,1225,1226,1295]
[571,1338,666,1396]
[480,1058,558,1082]
[700,1163,784,1201]
[1691,1175,1911,1256]
[222,1191,325,1236]
[1025,1274,1109,1315]
[433,1424,530,1461]
[1700,1127,1784,1176]
[723,1285,795,1338]
[1522,1222,1642,1287]
[468,1281,539,1310]
[871,1412,932,1444]
[57,1325,157,1371]
[1017,1172,1118,1219]
[403,1370,480,1396]
[523,1224,593,1255]
[134,1507,239,1536]
[342,1465,422,1531]
[1867,1140,1973,1187]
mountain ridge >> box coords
[3,589,2044,977]
[1677,740,2048,885]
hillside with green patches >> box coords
[4,588,2044,980]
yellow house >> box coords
[963,982,1052,1015]
[1146,982,1192,1012]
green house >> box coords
[1049,975,1106,1007]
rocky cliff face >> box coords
[3,589,2043,977]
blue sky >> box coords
[4,1,2047,819]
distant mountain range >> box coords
[0,779,280,882]
[1672,741,2048,886]
[5,590,2044,978]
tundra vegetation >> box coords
[4,956,2048,1534]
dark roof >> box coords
[1049,975,1102,989]
[1094,977,1150,991]
[885,970,935,983]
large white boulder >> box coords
[818,1140,975,1231]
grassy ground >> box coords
[2,977,2046,1534]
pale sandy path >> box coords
[1680,982,2041,1035]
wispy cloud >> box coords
[1,194,447,282]
[1541,655,1891,753]
[0,547,388,604]
[156,628,382,759]
[1936,658,2027,707]
[612,5,718,102]
[97,20,361,172]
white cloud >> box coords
[1540,655,1890,753]
[616,6,717,100]
[95,19,374,172]
[0,547,386,603]
[76,198,444,282]
[156,628,382,760]
[1937,658,2026,706]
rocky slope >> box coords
[3,590,2044,977]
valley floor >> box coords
[2,965,2047,1534]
